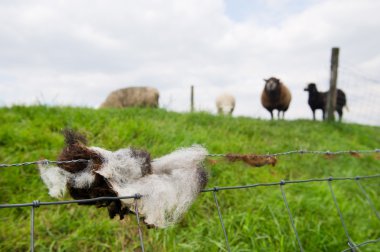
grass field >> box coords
[0,106,379,251]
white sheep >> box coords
[215,93,236,115]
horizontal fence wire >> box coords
[0,195,141,208]
[1,174,380,209]
[0,149,379,168]
[201,174,380,192]
[207,149,380,157]
[0,159,89,168]
[1,149,380,251]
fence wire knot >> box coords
[32,200,40,208]
[39,159,49,166]
[280,180,286,185]
[347,240,356,251]
[134,193,142,199]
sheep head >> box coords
[304,83,318,92]
[264,77,281,93]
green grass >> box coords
[0,105,379,251]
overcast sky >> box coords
[1,0,379,125]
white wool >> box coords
[38,164,69,198]
[93,147,145,185]
[39,159,96,197]
[151,145,208,174]
[68,163,95,188]
[110,145,208,227]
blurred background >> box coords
[0,0,379,125]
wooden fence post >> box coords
[327,47,339,121]
[190,85,194,112]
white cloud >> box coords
[0,0,379,125]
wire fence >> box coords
[1,149,380,251]
[339,63,380,126]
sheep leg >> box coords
[312,110,316,121]
[277,110,280,120]
[337,109,343,122]
[270,111,274,120]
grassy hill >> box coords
[0,106,379,251]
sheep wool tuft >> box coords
[39,165,69,198]
[38,130,208,228]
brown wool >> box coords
[226,154,277,167]
[58,129,103,173]
[349,151,361,158]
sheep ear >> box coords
[263,79,268,82]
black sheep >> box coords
[304,83,347,121]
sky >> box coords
[0,0,380,125]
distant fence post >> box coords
[190,85,194,112]
[327,47,339,121]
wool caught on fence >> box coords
[39,129,208,228]
[225,153,277,167]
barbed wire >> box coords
[0,149,379,168]
[1,149,379,251]
[0,159,89,168]
[207,149,380,157]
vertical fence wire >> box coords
[212,188,231,252]
[30,206,35,252]
[327,180,357,251]
[134,195,145,252]
[30,200,39,252]
[355,179,380,221]
[280,182,304,252]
